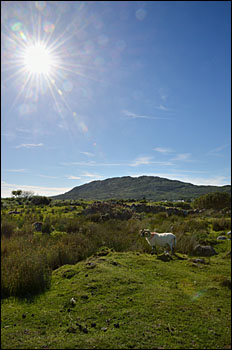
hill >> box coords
[52,176,231,201]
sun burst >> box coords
[23,42,54,75]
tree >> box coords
[31,196,51,205]
[21,191,34,198]
[11,190,22,198]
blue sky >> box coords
[1,1,231,197]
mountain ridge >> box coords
[51,176,231,201]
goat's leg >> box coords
[169,244,173,255]
[152,246,157,255]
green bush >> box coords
[1,244,51,298]
[193,192,231,210]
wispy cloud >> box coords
[206,144,229,157]
[1,181,71,198]
[154,147,174,154]
[154,105,173,112]
[130,156,173,167]
[66,175,81,180]
[6,169,27,173]
[38,174,59,179]
[122,110,171,120]
[171,153,192,161]
[14,143,44,149]
[80,151,94,157]
[16,128,31,133]
[82,172,103,179]
[61,161,97,167]
[61,161,122,167]
[130,156,154,167]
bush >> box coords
[1,220,17,239]
[41,222,53,234]
[31,196,51,206]
[1,244,51,298]
[212,218,231,232]
[193,192,231,210]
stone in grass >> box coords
[157,252,173,262]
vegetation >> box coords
[193,192,231,210]
[1,193,231,349]
[1,251,231,349]
[51,176,231,201]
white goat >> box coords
[140,228,176,254]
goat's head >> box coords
[140,229,151,237]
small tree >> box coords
[11,190,22,198]
[31,196,51,205]
[21,191,35,198]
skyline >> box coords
[1,1,231,197]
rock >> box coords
[32,222,43,232]
[217,236,227,240]
[70,297,76,306]
[193,244,217,257]
[191,258,206,264]
[157,252,173,262]
[86,262,96,269]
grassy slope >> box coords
[1,249,231,349]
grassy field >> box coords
[1,197,231,349]
[1,247,231,349]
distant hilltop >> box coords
[51,176,231,201]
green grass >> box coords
[1,249,231,349]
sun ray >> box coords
[1,1,109,141]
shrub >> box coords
[193,192,231,210]
[1,220,17,239]
[41,222,53,234]
[212,218,231,232]
[31,196,51,206]
[1,245,51,298]
[175,232,197,254]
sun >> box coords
[23,42,54,75]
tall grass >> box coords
[1,236,51,298]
